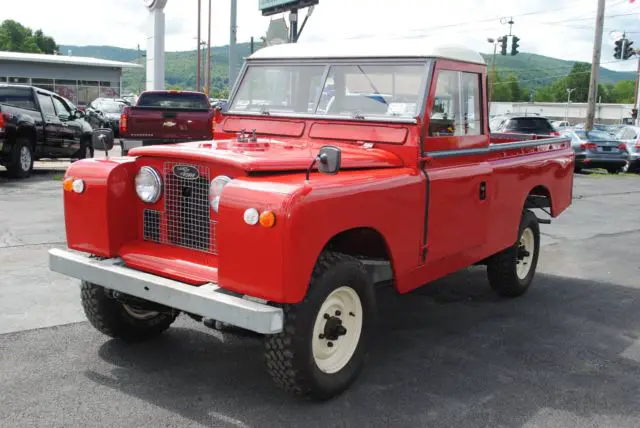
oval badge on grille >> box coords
[173,165,200,180]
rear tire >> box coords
[7,139,34,179]
[80,281,178,342]
[487,210,540,298]
[264,252,375,400]
[606,167,622,174]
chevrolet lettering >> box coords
[49,40,574,400]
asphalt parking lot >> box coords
[1,164,640,428]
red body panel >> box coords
[64,158,138,258]
[61,57,574,305]
[129,138,404,172]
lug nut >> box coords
[335,310,341,316]
[319,334,325,339]
[324,313,330,320]
[327,342,334,348]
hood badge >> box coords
[173,164,199,180]
[163,120,177,127]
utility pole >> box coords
[229,0,238,92]
[196,0,202,92]
[634,53,640,126]
[487,37,499,103]
[206,0,212,96]
[585,0,605,131]
[566,88,576,123]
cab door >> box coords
[35,92,65,156]
[52,95,83,156]
[421,61,492,265]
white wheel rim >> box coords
[20,146,31,171]
[122,304,159,320]
[516,227,535,280]
[312,286,363,374]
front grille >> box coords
[141,162,217,254]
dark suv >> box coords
[491,115,559,135]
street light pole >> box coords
[566,88,576,123]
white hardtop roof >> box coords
[249,40,485,65]
[0,50,142,69]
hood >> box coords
[129,138,404,172]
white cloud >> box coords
[4,0,640,72]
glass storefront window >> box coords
[8,77,29,84]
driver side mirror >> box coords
[92,128,114,157]
[305,145,341,180]
[316,146,342,175]
[74,109,85,119]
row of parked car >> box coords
[490,113,639,174]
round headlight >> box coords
[135,166,162,203]
[209,175,232,212]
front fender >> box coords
[217,168,424,303]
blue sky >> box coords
[6,0,640,71]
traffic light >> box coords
[511,35,520,56]
[614,38,623,59]
[499,37,507,56]
[623,39,635,60]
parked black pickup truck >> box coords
[0,85,94,178]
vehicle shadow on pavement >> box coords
[85,269,640,427]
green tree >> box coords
[611,80,635,103]
[0,20,58,54]
[506,74,523,101]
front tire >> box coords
[487,210,540,297]
[80,281,178,342]
[606,167,623,174]
[264,252,375,400]
[7,139,34,178]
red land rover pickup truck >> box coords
[50,41,574,400]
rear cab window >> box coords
[0,87,36,110]
[137,92,211,109]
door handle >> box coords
[479,182,487,200]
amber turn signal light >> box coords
[259,210,276,228]
[63,177,74,192]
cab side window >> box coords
[428,70,458,136]
[52,96,71,121]
[428,70,482,137]
[37,93,56,117]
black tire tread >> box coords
[80,281,177,342]
[487,210,540,298]
[7,138,33,178]
[264,251,368,399]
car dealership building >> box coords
[0,51,141,107]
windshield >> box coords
[229,62,427,119]
[100,102,126,113]
[137,92,210,109]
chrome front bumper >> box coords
[48,248,283,334]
